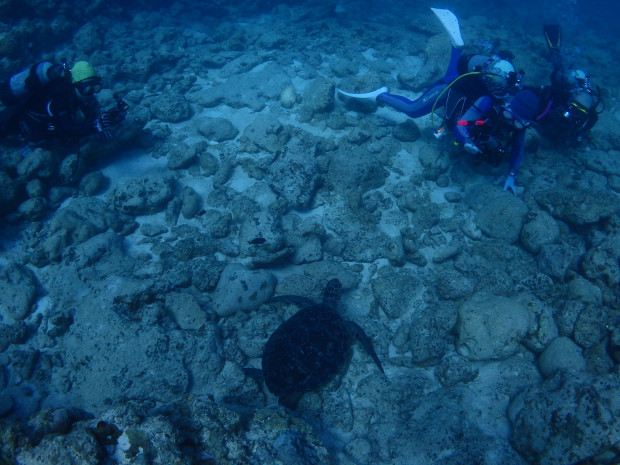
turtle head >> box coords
[324,278,342,304]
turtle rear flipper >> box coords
[243,367,265,384]
[345,321,385,374]
[279,392,303,410]
[244,367,304,410]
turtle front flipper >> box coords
[345,321,385,374]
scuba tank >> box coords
[0,62,67,106]
[551,70,602,146]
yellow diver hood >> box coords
[70,61,97,83]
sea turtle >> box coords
[247,278,384,409]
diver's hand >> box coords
[93,118,112,139]
[101,107,126,128]
[503,172,517,195]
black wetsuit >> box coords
[0,76,100,143]
[534,41,600,146]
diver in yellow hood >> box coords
[0,60,127,143]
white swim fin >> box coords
[431,7,464,48]
[336,86,388,100]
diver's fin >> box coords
[543,24,561,50]
[431,8,464,48]
[336,86,388,100]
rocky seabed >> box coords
[0,1,620,464]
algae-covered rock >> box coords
[149,90,193,123]
[436,270,475,301]
[267,137,319,208]
[196,116,239,142]
[418,143,449,181]
[285,215,325,265]
[511,293,557,352]
[435,353,479,387]
[213,263,276,317]
[16,148,55,180]
[476,195,529,243]
[538,336,585,377]
[537,187,619,225]
[457,293,532,361]
[17,197,47,221]
[14,427,100,465]
[167,141,197,170]
[238,209,287,260]
[584,149,620,176]
[520,210,560,254]
[242,114,291,154]
[56,291,223,414]
[0,263,37,322]
[78,171,106,197]
[582,242,620,287]
[393,119,421,142]
[509,371,620,465]
[187,62,291,111]
[573,304,610,349]
[165,292,207,330]
[180,185,202,219]
[328,147,387,194]
[536,243,580,281]
[409,302,458,364]
[33,197,134,265]
[112,175,174,215]
[186,398,333,464]
[279,85,297,108]
[302,76,335,114]
[0,171,22,216]
[50,197,123,242]
[371,268,420,319]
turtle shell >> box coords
[262,303,350,398]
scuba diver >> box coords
[0,60,128,144]
[535,24,601,147]
[337,8,546,195]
